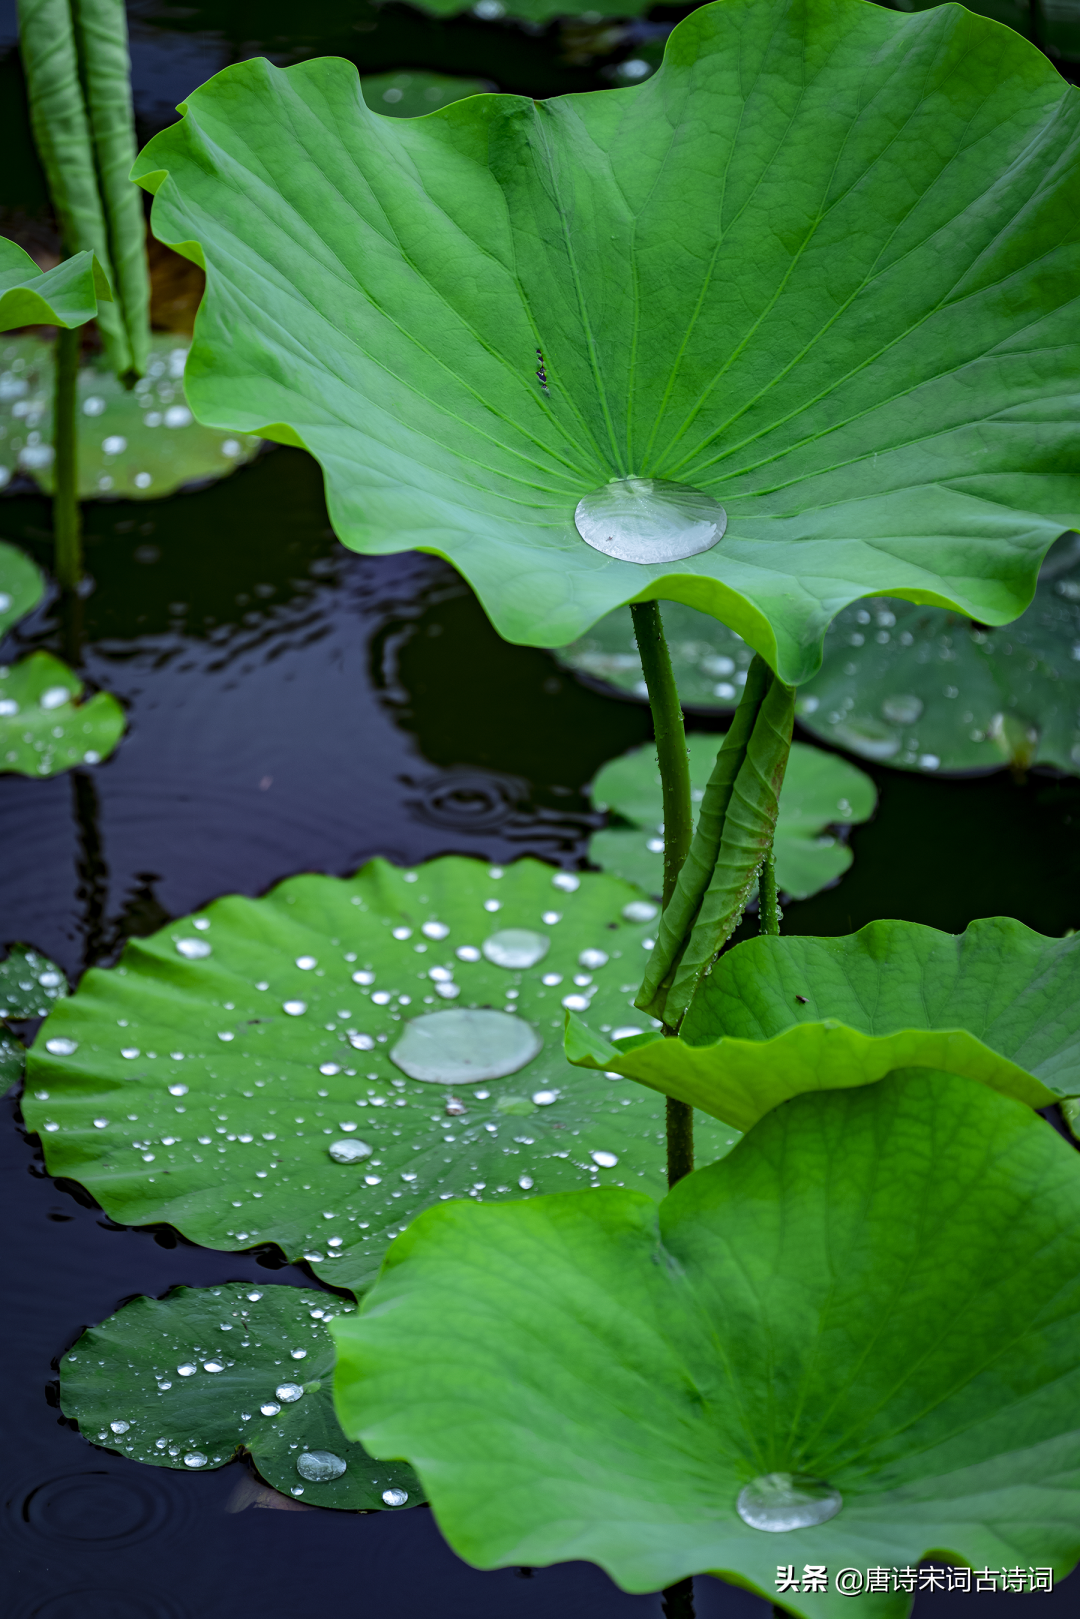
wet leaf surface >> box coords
[0,650,125,776]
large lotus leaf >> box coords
[0,649,126,777]
[559,600,754,709]
[796,542,1080,775]
[567,916,1078,1130]
[0,538,44,638]
[591,737,875,901]
[0,334,259,498]
[0,238,111,332]
[131,0,1080,679]
[360,70,492,118]
[334,1072,1080,1615]
[59,1281,420,1509]
[22,856,738,1294]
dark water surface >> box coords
[2,2,1079,1613]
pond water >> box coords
[1,3,1079,1615]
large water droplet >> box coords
[482,929,550,970]
[275,1383,304,1403]
[183,1453,208,1469]
[389,1008,542,1085]
[260,1401,281,1417]
[881,694,923,725]
[329,1138,374,1164]
[736,1473,842,1532]
[382,1487,409,1507]
[574,477,726,564]
[44,1037,78,1056]
[296,1450,348,1482]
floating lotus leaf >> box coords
[360,70,492,118]
[591,737,875,901]
[22,856,737,1294]
[568,917,1080,1130]
[0,238,111,333]
[796,539,1080,775]
[59,1281,420,1509]
[334,1072,1080,1615]
[558,600,753,708]
[0,649,125,777]
[0,334,259,499]
[413,0,654,21]
[132,0,1080,678]
[0,537,45,638]
[0,943,68,1016]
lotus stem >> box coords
[629,599,695,1187]
[54,323,82,592]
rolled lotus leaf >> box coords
[567,916,1080,1130]
[0,238,111,332]
[334,1072,1080,1615]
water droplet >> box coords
[183,1453,208,1469]
[455,946,481,962]
[881,694,923,725]
[482,929,550,970]
[296,955,317,970]
[260,1402,281,1416]
[177,1364,197,1377]
[518,1174,534,1189]
[445,1098,467,1116]
[246,1291,263,1302]
[562,994,590,1012]
[541,972,562,986]
[319,1062,341,1076]
[39,685,71,711]
[382,1487,409,1507]
[919,754,941,770]
[612,1025,643,1040]
[392,926,412,941]
[168,1082,188,1096]
[578,948,609,970]
[422,921,450,939]
[329,1138,374,1163]
[175,938,211,960]
[283,1000,307,1016]
[92,1118,108,1129]
[574,477,726,564]
[483,899,501,913]
[296,1450,347,1482]
[275,1383,304,1403]
[532,1090,559,1106]
[110,1420,131,1434]
[44,1037,78,1056]
[551,873,579,893]
[735,1473,842,1532]
[203,1360,224,1374]
[390,1008,542,1084]
[541,911,561,925]
[590,1150,618,1168]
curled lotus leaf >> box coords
[591,736,876,901]
[334,1072,1080,1615]
[132,0,1080,679]
[567,917,1080,1131]
[0,237,111,333]
[59,1281,420,1509]
[22,855,737,1294]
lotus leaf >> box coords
[360,70,492,118]
[0,944,68,1017]
[0,650,125,777]
[22,856,738,1294]
[568,916,1080,1129]
[0,334,259,499]
[0,238,111,333]
[334,1072,1080,1616]
[559,600,754,709]
[591,737,875,901]
[59,1281,420,1509]
[0,538,45,638]
[132,0,1080,678]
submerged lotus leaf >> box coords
[334,1072,1080,1614]
[0,538,44,637]
[360,70,492,119]
[0,650,125,777]
[0,334,259,500]
[797,536,1080,775]
[22,856,737,1293]
[0,238,111,332]
[568,917,1078,1130]
[132,0,1080,679]
[591,737,875,901]
[59,1282,419,1509]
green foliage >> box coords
[797,541,1080,776]
[0,335,260,499]
[0,238,111,333]
[23,856,737,1293]
[0,538,45,637]
[17,0,149,378]
[133,0,1079,676]
[591,736,875,901]
[0,943,68,1016]
[334,1073,1080,1614]
[0,649,125,776]
[360,70,492,118]
[60,1281,420,1509]
[560,599,754,708]
[568,917,1078,1130]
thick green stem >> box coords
[759,847,781,935]
[630,600,694,1187]
[54,323,82,592]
